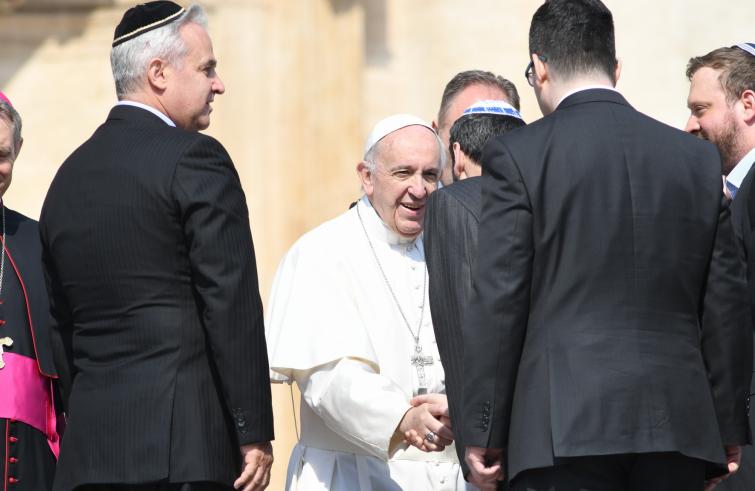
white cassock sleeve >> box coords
[295,357,412,460]
[266,222,380,383]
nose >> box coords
[684,115,700,134]
[213,73,226,95]
[408,174,428,199]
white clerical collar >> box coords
[357,195,418,246]
[556,85,619,109]
[726,147,755,188]
[116,100,176,127]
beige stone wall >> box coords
[1,1,752,489]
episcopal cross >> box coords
[0,336,12,369]
[410,344,434,395]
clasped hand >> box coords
[399,393,454,452]
[234,441,273,491]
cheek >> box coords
[0,162,12,178]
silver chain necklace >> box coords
[355,203,434,394]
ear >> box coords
[533,53,548,86]
[356,161,374,196]
[14,137,23,160]
[431,120,439,132]
[146,57,169,92]
[613,59,622,86]
[452,142,465,180]
[741,89,755,125]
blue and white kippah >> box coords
[734,42,755,57]
[462,100,523,121]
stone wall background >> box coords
[1,1,751,489]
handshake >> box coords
[398,393,454,452]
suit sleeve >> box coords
[424,188,474,473]
[39,218,75,414]
[700,195,753,445]
[461,140,533,450]
[173,135,274,445]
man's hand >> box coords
[704,445,742,491]
[398,393,454,452]
[725,445,742,474]
[465,446,503,488]
[234,441,273,491]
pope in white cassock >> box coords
[266,114,475,490]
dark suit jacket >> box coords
[718,161,755,490]
[424,177,480,477]
[39,105,274,490]
[462,89,752,482]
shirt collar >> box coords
[357,195,418,246]
[726,147,755,188]
[115,100,176,127]
[556,84,619,110]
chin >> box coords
[397,225,422,238]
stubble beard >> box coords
[705,112,745,176]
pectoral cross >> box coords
[0,336,12,369]
[410,344,434,395]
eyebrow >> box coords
[387,165,413,172]
[201,59,217,70]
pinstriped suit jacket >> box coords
[40,105,274,490]
[424,176,481,480]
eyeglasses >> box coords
[525,54,548,87]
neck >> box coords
[121,91,169,118]
[464,164,482,179]
[731,143,755,170]
[543,74,615,114]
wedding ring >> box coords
[425,431,436,443]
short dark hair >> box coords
[529,0,617,82]
[438,70,521,125]
[687,47,755,104]
[449,113,526,167]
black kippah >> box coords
[112,1,185,47]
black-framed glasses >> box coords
[525,54,548,87]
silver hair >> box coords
[110,4,208,99]
[363,127,447,172]
[0,101,22,156]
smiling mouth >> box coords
[401,203,423,211]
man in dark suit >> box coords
[417,100,524,489]
[0,92,62,490]
[433,71,521,186]
[685,43,755,491]
[39,3,274,490]
[461,1,752,490]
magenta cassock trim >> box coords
[0,352,59,458]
